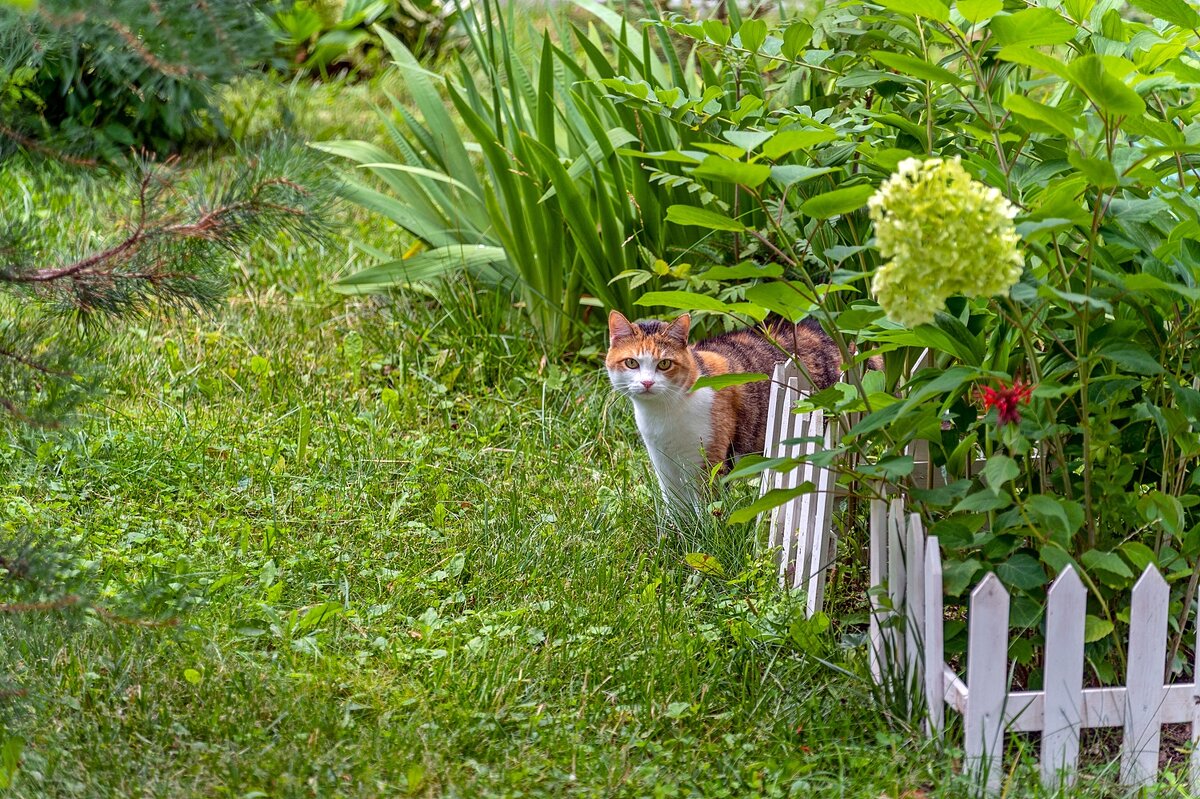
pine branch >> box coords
[0,140,337,423]
[1,145,336,321]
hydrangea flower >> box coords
[868,157,1023,327]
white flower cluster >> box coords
[869,157,1023,327]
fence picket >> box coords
[1121,566,1169,787]
[804,414,836,614]
[924,536,944,738]
[769,365,800,562]
[777,376,803,582]
[790,410,817,594]
[868,495,886,683]
[1041,566,1085,788]
[764,364,787,559]
[905,514,926,718]
[887,499,907,667]
[965,573,1009,794]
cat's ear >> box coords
[608,310,635,343]
[664,314,690,346]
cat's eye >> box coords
[657,359,673,370]
[623,358,639,369]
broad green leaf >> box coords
[1039,543,1075,574]
[1063,0,1096,22]
[703,19,730,45]
[942,558,982,596]
[693,142,747,159]
[996,46,1070,79]
[781,22,813,60]
[996,554,1045,591]
[1039,284,1113,313]
[723,130,774,152]
[1119,541,1157,572]
[1097,341,1164,375]
[297,601,344,631]
[691,156,772,188]
[1120,273,1200,301]
[858,455,915,480]
[691,372,769,392]
[702,262,785,280]
[728,482,815,524]
[1130,0,1200,28]
[1066,151,1118,187]
[665,205,747,232]
[953,489,1013,512]
[1081,549,1134,587]
[737,18,768,52]
[1002,95,1079,137]
[1025,494,1082,548]
[1084,615,1114,643]
[1101,8,1127,40]
[770,165,837,186]
[684,552,725,576]
[724,455,799,481]
[761,129,839,160]
[957,0,1002,24]
[634,291,741,314]
[990,8,1077,46]
[744,281,818,323]
[799,184,875,219]
[1067,55,1146,118]
[871,50,967,85]
[909,479,972,506]
[875,0,950,22]
[982,453,1019,495]
[1137,490,1184,535]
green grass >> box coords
[0,118,1190,799]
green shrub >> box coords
[0,0,278,159]
[600,2,1200,681]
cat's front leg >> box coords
[647,449,704,516]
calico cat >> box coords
[606,310,851,509]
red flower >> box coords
[978,380,1034,426]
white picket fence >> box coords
[875,499,1200,792]
[759,360,837,616]
[757,356,938,617]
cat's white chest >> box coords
[632,388,714,505]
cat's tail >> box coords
[761,313,883,371]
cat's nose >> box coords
[641,380,654,390]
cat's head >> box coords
[605,311,698,401]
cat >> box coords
[606,310,857,510]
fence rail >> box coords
[879,499,1200,793]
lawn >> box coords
[0,142,955,799]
